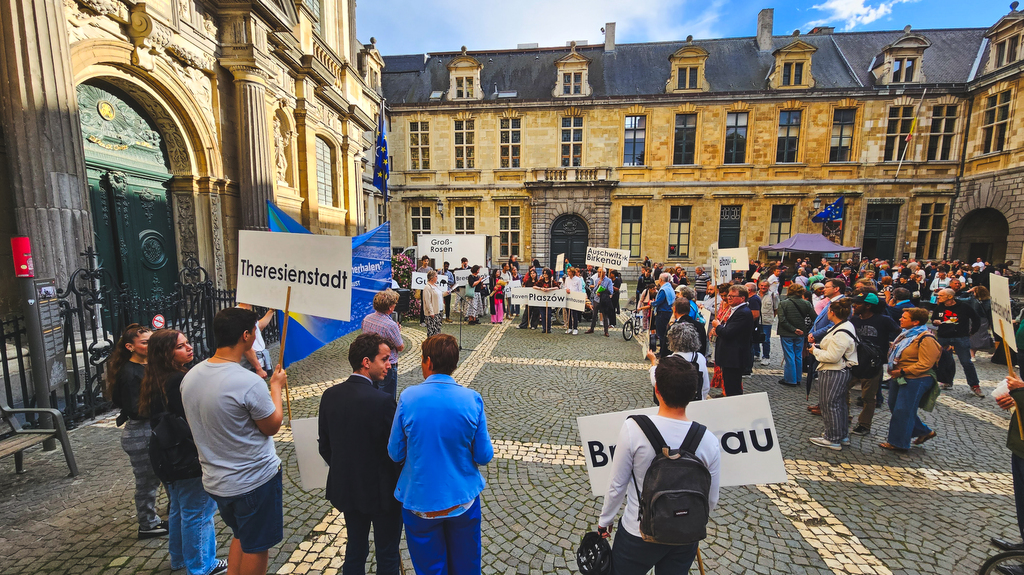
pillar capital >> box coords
[227,64,270,84]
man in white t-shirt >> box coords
[236,302,275,378]
[597,355,721,575]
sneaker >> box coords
[938,382,953,390]
[851,425,870,436]
[809,436,842,451]
[971,386,984,397]
[139,521,169,539]
[573,329,579,335]
[207,559,229,575]
[841,437,851,446]
[760,358,770,366]
[420,322,426,327]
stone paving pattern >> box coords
[2,307,1023,574]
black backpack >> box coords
[835,328,883,379]
[627,415,712,545]
[149,411,202,483]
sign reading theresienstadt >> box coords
[235,230,353,322]
[585,246,630,270]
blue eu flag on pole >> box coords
[372,105,389,203]
[812,196,844,223]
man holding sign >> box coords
[597,356,720,574]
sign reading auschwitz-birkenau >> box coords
[236,230,353,321]
[585,246,631,270]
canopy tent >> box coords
[759,233,860,253]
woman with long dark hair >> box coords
[139,330,226,575]
[106,324,166,539]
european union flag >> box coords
[372,105,389,203]
[812,196,844,223]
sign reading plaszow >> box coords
[576,392,787,496]
[991,274,1017,352]
[585,246,631,270]
[507,287,566,307]
[419,235,487,268]
[236,230,353,321]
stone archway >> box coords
[955,208,1009,263]
[550,214,589,270]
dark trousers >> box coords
[611,521,698,575]
[519,305,531,328]
[538,307,552,332]
[377,365,397,401]
[721,366,744,396]
[591,303,611,333]
[342,508,403,575]
[567,310,581,330]
[444,294,451,318]
[655,311,672,357]
[1013,454,1024,543]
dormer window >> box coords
[770,40,816,90]
[666,44,709,93]
[872,27,930,85]
[995,35,1020,67]
[985,9,1024,72]
[446,47,483,101]
[553,42,592,98]
[562,72,582,95]
[782,62,804,86]
[891,57,916,83]
[678,67,698,89]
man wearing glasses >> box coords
[710,285,754,396]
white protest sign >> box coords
[236,230,353,321]
[412,272,449,291]
[567,291,588,312]
[555,253,565,273]
[716,256,733,285]
[700,308,713,336]
[508,287,567,307]
[990,274,1017,352]
[508,279,522,290]
[453,269,472,288]
[577,393,788,497]
[586,246,631,270]
[291,417,329,491]
[708,242,718,276]
[419,235,487,267]
[720,248,749,272]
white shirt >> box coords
[649,351,710,400]
[564,275,585,293]
[252,323,266,353]
[599,416,721,537]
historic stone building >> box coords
[0,0,385,314]
[382,8,1024,275]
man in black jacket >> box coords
[318,333,402,575]
[931,288,982,396]
[711,284,754,396]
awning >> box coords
[759,233,860,253]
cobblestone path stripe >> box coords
[937,394,1011,430]
[785,459,1012,495]
[486,356,649,370]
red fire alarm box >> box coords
[11,236,34,278]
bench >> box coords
[0,394,79,477]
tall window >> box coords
[455,77,474,98]
[561,117,583,166]
[623,115,646,166]
[830,109,856,162]
[995,36,1020,67]
[677,66,699,89]
[454,119,475,169]
[776,110,801,163]
[315,136,333,206]
[620,206,642,258]
[982,91,1011,154]
[917,203,945,260]
[377,199,385,226]
[718,206,742,249]
[724,112,748,164]
[410,206,431,244]
[499,118,521,168]
[892,58,916,83]
[769,205,794,246]
[499,206,521,258]
[781,62,804,86]
[454,206,475,234]
[927,105,957,161]
[562,72,582,95]
[409,121,430,170]
[673,114,697,165]
[884,106,914,161]
[668,206,691,259]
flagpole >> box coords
[893,88,927,181]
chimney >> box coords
[604,22,616,52]
[757,8,774,51]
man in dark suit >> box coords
[318,333,402,575]
[711,284,754,396]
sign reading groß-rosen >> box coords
[585,246,631,270]
[236,230,353,321]
[419,234,487,267]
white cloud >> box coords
[358,0,727,55]
[806,0,917,30]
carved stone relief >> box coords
[174,192,199,260]
[209,191,227,287]
[273,116,294,185]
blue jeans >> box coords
[886,376,935,449]
[611,520,698,575]
[402,498,481,575]
[937,336,980,387]
[378,364,398,401]
[781,337,804,384]
[166,477,218,575]
[752,324,772,359]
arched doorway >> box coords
[77,80,178,299]
[956,208,1009,263]
[550,214,589,269]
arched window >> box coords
[315,136,334,206]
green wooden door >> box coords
[77,82,177,303]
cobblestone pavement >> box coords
[2,309,1023,574]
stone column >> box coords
[230,66,274,230]
[0,0,93,286]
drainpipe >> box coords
[946,94,974,260]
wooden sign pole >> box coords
[998,321,1023,440]
[279,286,293,426]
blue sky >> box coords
[357,0,1011,56]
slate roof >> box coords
[382,27,990,105]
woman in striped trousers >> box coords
[809,299,859,451]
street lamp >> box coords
[436,198,444,217]
[808,196,821,217]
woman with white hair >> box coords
[646,321,710,404]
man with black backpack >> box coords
[848,292,901,436]
[597,356,721,574]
